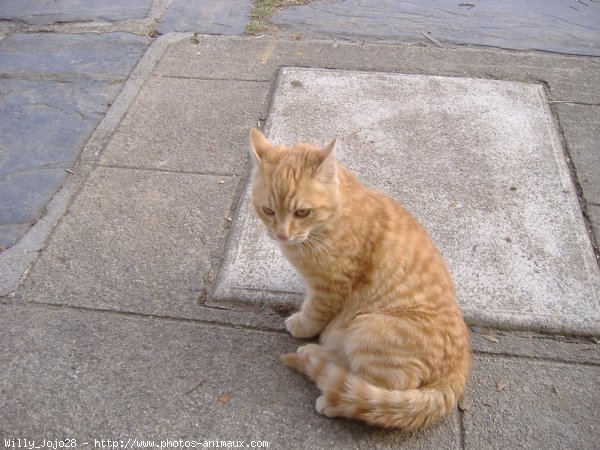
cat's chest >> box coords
[280,245,332,276]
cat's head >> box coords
[249,128,340,245]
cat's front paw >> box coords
[285,312,322,339]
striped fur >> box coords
[249,129,471,430]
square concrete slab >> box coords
[100,77,270,175]
[212,67,600,335]
[20,167,238,318]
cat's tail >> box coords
[281,349,461,431]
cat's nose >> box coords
[277,233,289,241]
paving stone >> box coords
[100,77,270,175]
[21,167,239,319]
[0,223,32,248]
[0,303,461,448]
[0,32,149,248]
[212,67,600,335]
[0,0,153,25]
[0,78,121,244]
[0,33,150,77]
[0,78,121,176]
[270,0,600,57]
[463,355,600,449]
[158,0,251,35]
[0,168,66,225]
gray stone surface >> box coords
[0,0,153,25]
[0,303,460,448]
[100,77,270,175]
[213,67,600,335]
[20,167,238,318]
[270,0,600,57]
[0,32,150,76]
[0,168,66,224]
[463,355,600,449]
[158,0,251,35]
[0,77,122,175]
[0,32,149,248]
[0,224,30,249]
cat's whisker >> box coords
[311,231,342,244]
[308,234,338,254]
[310,239,333,256]
[309,234,337,250]
[296,240,306,258]
[304,237,321,255]
[300,236,317,254]
[306,235,333,257]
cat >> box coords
[249,128,471,431]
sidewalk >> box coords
[1,2,599,449]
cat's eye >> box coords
[262,206,275,216]
[294,208,311,218]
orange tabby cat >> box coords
[249,128,471,430]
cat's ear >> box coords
[316,137,338,184]
[249,128,272,163]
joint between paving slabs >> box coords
[3,299,287,335]
[472,348,600,368]
[95,163,240,178]
[160,74,272,83]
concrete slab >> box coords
[0,303,461,448]
[100,77,270,175]
[158,0,251,35]
[270,0,600,57]
[19,167,238,318]
[212,67,600,335]
[463,355,600,449]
